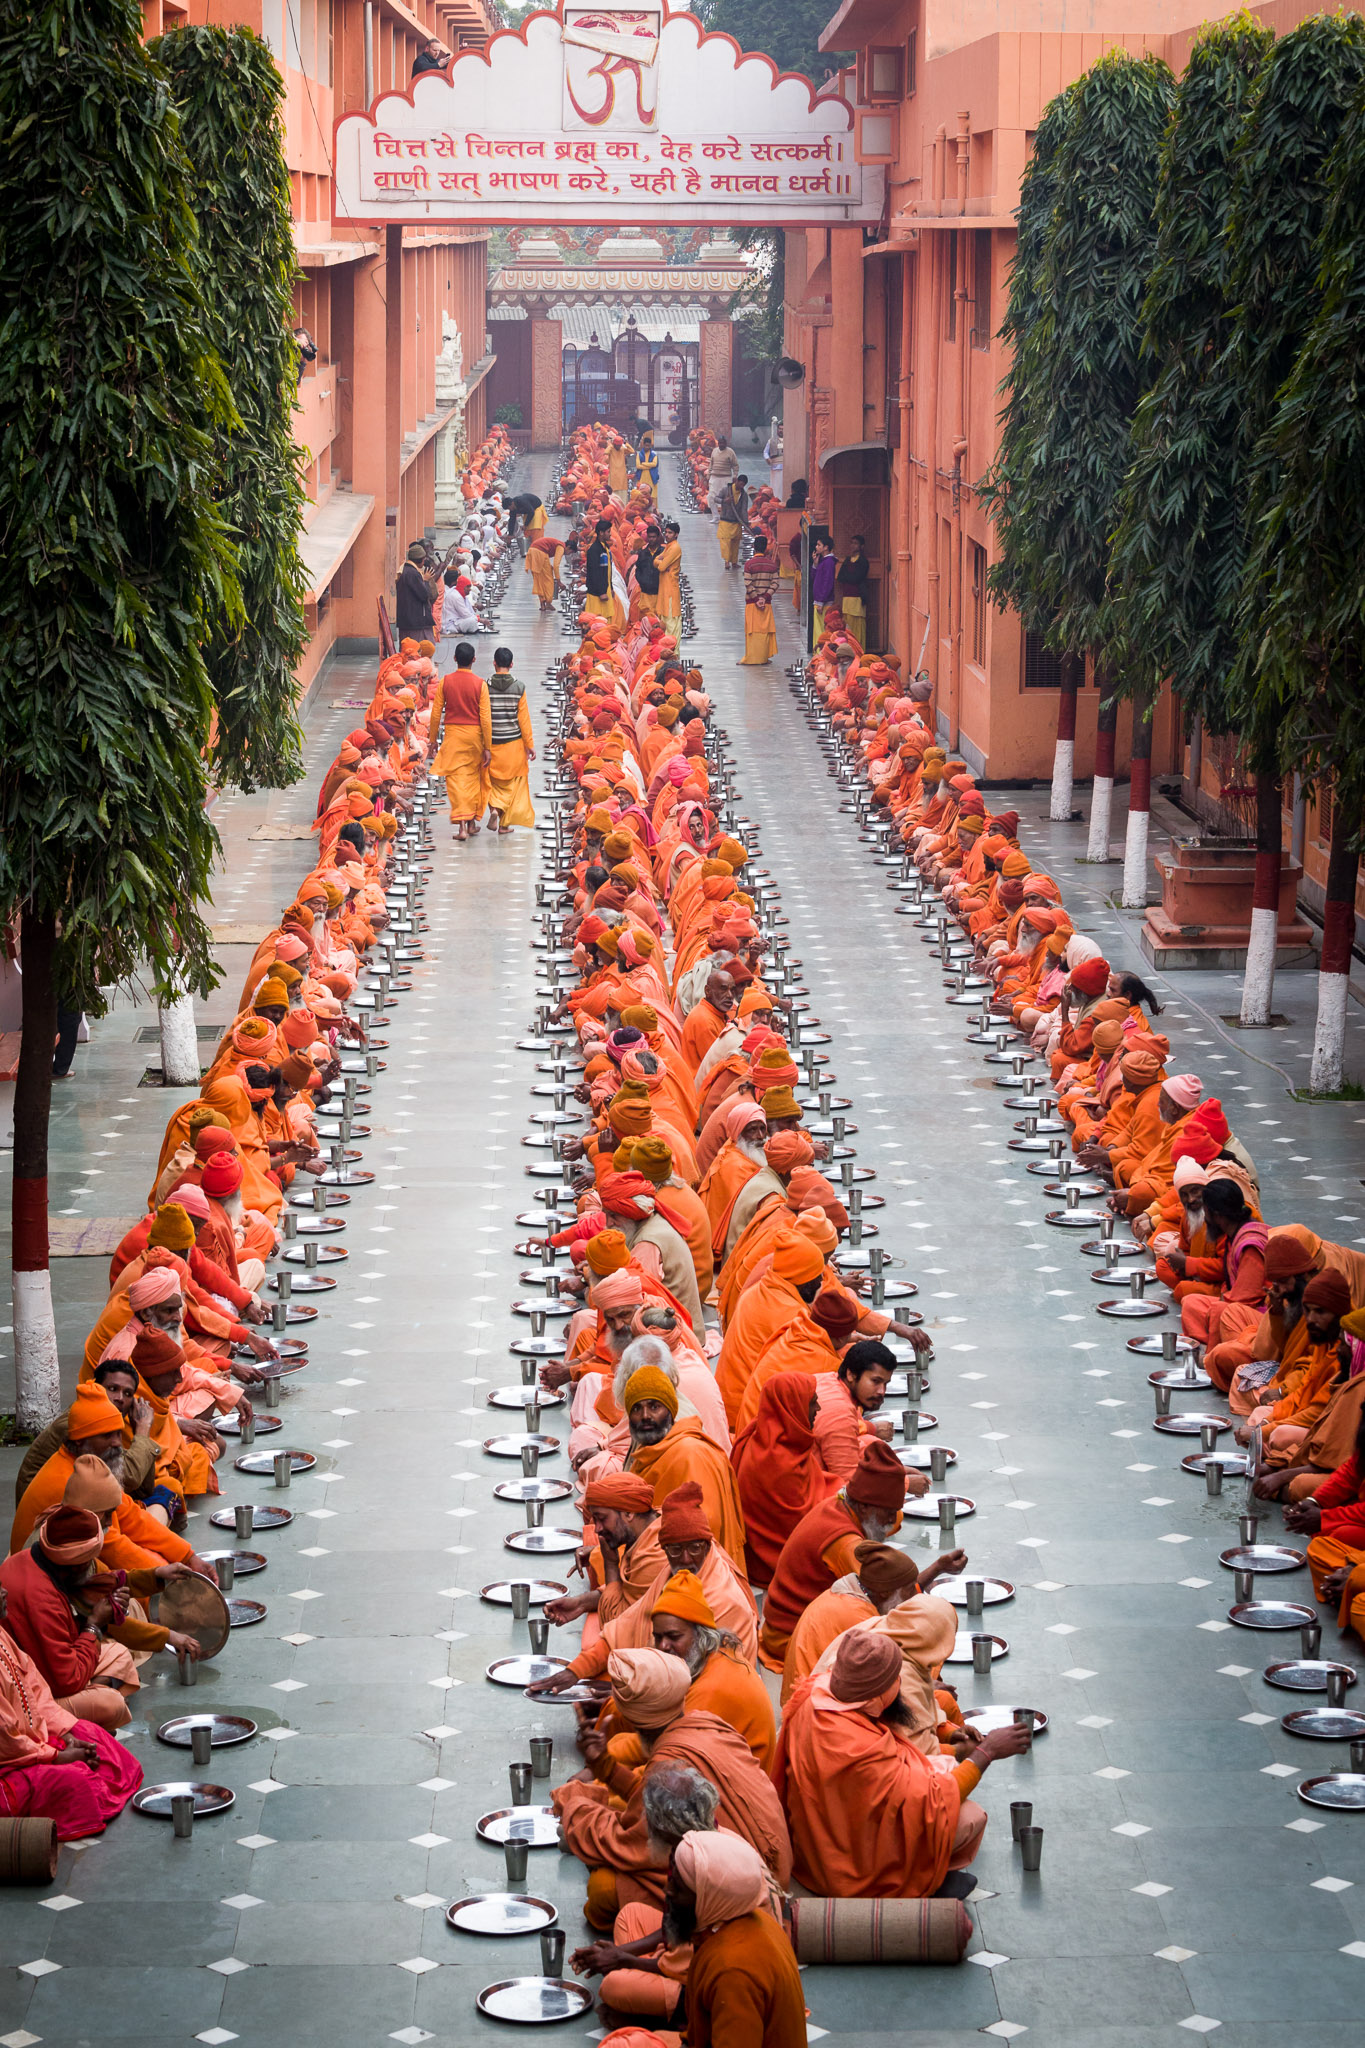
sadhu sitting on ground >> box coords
[0,1583,143,1840]
[757,1437,922,1670]
[773,1627,1031,1901]
[781,1537,968,1705]
[552,1646,792,1932]
[569,1772,804,2042]
[1289,1402,1365,1644]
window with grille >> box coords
[970,543,987,665]
[971,231,991,350]
[1023,631,1064,688]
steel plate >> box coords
[475,1805,562,1846]
[1219,1545,1307,1575]
[1264,1660,1358,1694]
[1297,1773,1365,1811]
[1154,1413,1231,1438]
[1180,1451,1254,1477]
[902,1494,976,1521]
[134,1781,235,1818]
[1149,1368,1213,1392]
[476,1977,592,2025]
[1044,1210,1112,1228]
[944,1631,1009,1664]
[493,1479,573,1503]
[484,1436,561,1459]
[488,1388,565,1412]
[963,1705,1047,1735]
[1092,1265,1160,1285]
[156,1714,258,1749]
[446,1894,559,1937]
[268,1272,336,1295]
[1080,1239,1148,1260]
[215,1413,283,1438]
[209,1504,293,1531]
[1128,1333,1197,1357]
[509,1338,568,1360]
[504,1529,581,1555]
[486,1657,569,1688]
[897,1444,957,1471]
[234,1449,316,1475]
[480,1582,567,1607]
[1228,1600,1319,1631]
[282,1243,347,1265]
[1282,1708,1365,1741]
[1040,1178,1107,1197]
[228,1598,267,1628]
[197,1550,267,1577]
[511,1299,575,1320]
[1098,1299,1169,1319]
[935,1576,1015,1607]
[893,1410,937,1434]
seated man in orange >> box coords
[646,1571,775,1767]
[773,1628,1030,1901]
[12,1379,205,1572]
[759,1438,924,1670]
[1233,1267,1351,1461]
[1289,1406,1365,1643]
[781,1537,965,1705]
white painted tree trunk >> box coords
[1049,739,1074,823]
[1309,970,1349,1094]
[1087,776,1113,863]
[13,1268,61,1435]
[1239,906,1279,1027]
[159,989,200,1087]
[1121,806,1149,908]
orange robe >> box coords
[12,1448,194,1569]
[697,1141,761,1254]
[734,1309,846,1430]
[625,1418,748,1571]
[772,1673,975,1897]
[715,1269,807,1426]
[678,999,731,1078]
[781,1586,874,1706]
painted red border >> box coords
[331,3,865,224]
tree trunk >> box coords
[1240,769,1282,1027]
[1087,686,1118,862]
[1309,799,1357,1093]
[158,984,200,1087]
[1121,687,1153,907]
[11,907,61,1434]
[1049,653,1079,822]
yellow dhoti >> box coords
[740,601,777,665]
[432,725,487,823]
[718,520,741,567]
[840,595,866,647]
[487,740,536,830]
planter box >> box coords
[1141,838,1316,971]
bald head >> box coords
[705,971,735,1015]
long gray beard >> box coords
[1282,1298,1304,1335]
[101,1448,125,1486]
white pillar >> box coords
[159,989,200,1087]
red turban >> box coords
[1070,958,1110,997]
[845,1439,907,1513]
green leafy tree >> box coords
[1236,28,1365,1087]
[699,0,848,83]
[153,24,308,797]
[0,0,239,1426]
[978,86,1079,821]
[1109,18,1274,1013]
[980,52,1174,886]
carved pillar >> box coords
[529,301,563,450]
[699,302,733,438]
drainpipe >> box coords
[948,115,969,749]
[923,129,947,728]
[363,0,374,103]
[896,251,913,672]
[1291,771,1306,866]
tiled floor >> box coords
[0,450,1362,2044]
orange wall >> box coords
[803,0,1327,782]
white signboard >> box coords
[333,0,882,225]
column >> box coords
[529,301,563,450]
[699,302,733,437]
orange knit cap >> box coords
[651,1570,716,1628]
[66,1383,126,1442]
[584,1229,631,1276]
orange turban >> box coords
[630,1137,673,1186]
[608,1091,652,1138]
[584,1230,630,1276]
[584,1473,656,1514]
[786,1166,848,1229]
[794,1208,839,1256]
[765,1130,815,1174]
[66,1384,126,1442]
[606,1648,690,1728]
[771,1230,825,1285]
[620,1004,658,1032]
[651,1570,717,1629]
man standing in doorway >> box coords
[836,533,871,649]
